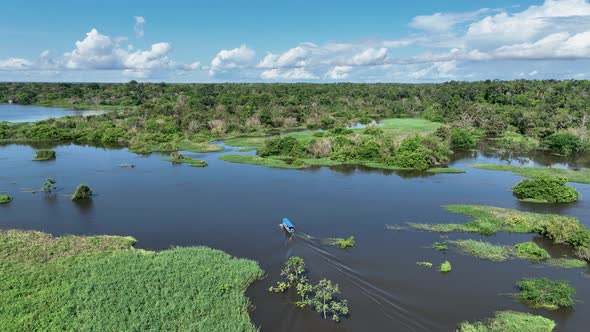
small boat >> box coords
[282,218,296,234]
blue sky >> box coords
[1,0,590,82]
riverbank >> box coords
[0,229,263,331]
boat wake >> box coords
[298,232,436,331]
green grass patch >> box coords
[457,310,555,332]
[433,241,448,251]
[326,236,355,249]
[416,261,433,267]
[426,167,466,174]
[224,136,269,150]
[450,240,559,264]
[176,141,224,153]
[33,149,56,161]
[516,278,575,310]
[406,205,590,262]
[384,225,406,231]
[0,229,263,331]
[451,240,511,262]
[0,195,13,204]
[513,242,549,261]
[545,258,588,269]
[470,164,590,184]
[0,229,136,262]
[219,154,305,169]
[378,118,441,135]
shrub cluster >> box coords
[512,174,579,203]
[33,149,56,161]
[72,184,93,201]
[257,129,452,171]
[516,278,575,310]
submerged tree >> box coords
[269,256,306,293]
[295,276,313,308]
[40,178,57,192]
[72,184,93,200]
[310,279,349,322]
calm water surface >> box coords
[1,110,589,331]
[0,104,106,122]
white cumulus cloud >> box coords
[209,45,256,76]
[134,16,146,38]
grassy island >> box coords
[512,174,579,203]
[457,310,555,332]
[164,152,208,167]
[0,195,13,204]
[516,278,575,310]
[33,149,56,161]
[406,205,590,262]
[0,229,263,331]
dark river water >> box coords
[0,104,106,122]
[1,110,590,331]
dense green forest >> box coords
[1,81,589,157]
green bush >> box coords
[516,278,575,310]
[330,236,355,249]
[72,184,93,201]
[0,195,13,204]
[534,216,590,248]
[258,136,305,157]
[542,133,582,155]
[451,128,478,148]
[389,135,446,171]
[513,242,549,261]
[513,174,579,203]
[34,149,56,161]
[363,126,383,136]
[439,260,451,273]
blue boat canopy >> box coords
[282,218,295,233]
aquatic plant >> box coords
[516,278,575,310]
[439,260,452,273]
[71,184,92,200]
[0,195,13,204]
[295,277,313,308]
[40,178,56,192]
[328,236,355,249]
[310,279,349,323]
[457,310,555,332]
[408,205,590,262]
[451,240,511,262]
[416,261,433,267]
[0,229,263,331]
[545,258,587,269]
[269,257,348,323]
[512,174,579,203]
[268,256,306,293]
[432,241,448,251]
[385,225,406,231]
[513,242,549,261]
[33,149,56,161]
